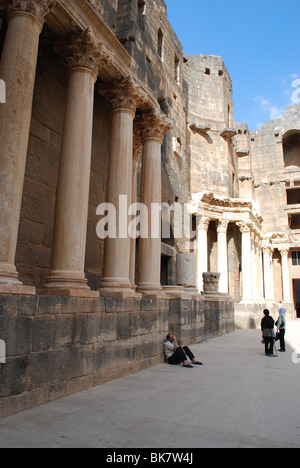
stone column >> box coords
[196,217,210,293]
[100,78,143,298]
[44,28,102,297]
[136,109,172,297]
[279,246,291,303]
[129,125,143,288]
[251,233,257,300]
[0,0,56,294]
[237,222,253,302]
[257,240,264,300]
[262,245,274,301]
[217,219,229,294]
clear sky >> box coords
[164,0,300,131]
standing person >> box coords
[164,334,203,368]
[276,308,286,352]
[261,310,275,356]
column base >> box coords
[100,287,141,299]
[100,277,140,299]
[137,284,167,299]
[0,284,36,295]
[203,292,232,302]
[0,263,36,295]
[184,287,202,299]
[39,287,99,298]
[42,271,99,298]
[162,286,191,300]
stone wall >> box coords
[184,54,238,199]
[0,293,236,418]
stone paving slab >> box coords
[0,323,300,448]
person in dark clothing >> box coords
[261,309,275,356]
[164,334,203,368]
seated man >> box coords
[164,333,203,368]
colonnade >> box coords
[197,217,291,303]
[0,1,172,298]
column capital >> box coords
[217,219,229,234]
[197,216,210,232]
[237,221,252,234]
[262,244,272,255]
[7,0,57,27]
[54,27,105,77]
[278,245,290,256]
[99,76,149,114]
[136,108,173,144]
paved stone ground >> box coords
[0,322,300,448]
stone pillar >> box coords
[238,222,253,302]
[251,233,257,300]
[196,217,210,292]
[100,78,143,298]
[44,29,102,297]
[262,245,274,301]
[176,252,199,297]
[136,110,172,297]
[129,125,143,288]
[257,240,264,300]
[217,219,229,294]
[0,0,56,294]
[279,246,291,303]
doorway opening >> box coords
[293,279,300,318]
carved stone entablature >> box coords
[265,232,290,253]
[54,27,105,77]
[135,108,173,144]
[7,0,57,26]
[99,76,149,114]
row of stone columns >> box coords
[0,1,172,297]
[196,217,291,302]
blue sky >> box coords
[164,0,300,131]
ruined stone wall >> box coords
[0,295,210,418]
[251,106,300,235]
[184,54,238,198]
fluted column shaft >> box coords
[136,110,172,297]
[100,78,144,298]
[0,1,56,294]
[217,220,229,294]
[44,28,102,297]
[197,217,210,293]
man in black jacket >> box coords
[261,309,275,356]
